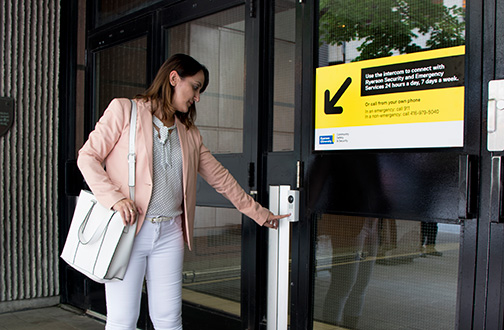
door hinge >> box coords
[296,161,304,189]
[248,162,255,188]
[249,0,256,18]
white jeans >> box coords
[105,215,184,330]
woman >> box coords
[77,53,288,330]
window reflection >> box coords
[165,6,245,154]
[95,37,147,118]
[420,222,443,257]
[96,0,162,27]
[314,215,459,329]
[319,0,465,65]
[273,0,296,151]
[182,206,242,316]
[318,216,380,328]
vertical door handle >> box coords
[267,185,291,330]
[490,156,503,223]
[458,155,478,219]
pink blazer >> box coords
[77,98,270,250]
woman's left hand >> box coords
[112,198,141,226]
[263,213,290,229]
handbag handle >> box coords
[77,199,115,245]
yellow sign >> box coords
[315,46,465,150]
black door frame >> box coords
[261,0,306,327]
[458,0,482,329]
[59,0,83,311]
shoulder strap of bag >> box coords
[77,100,138,244]
[128,99,137,201]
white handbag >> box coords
[61,99,138,283]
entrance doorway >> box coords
[60,0,504,329]
[63,1,298,329]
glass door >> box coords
[72,14,153,328]
[163,2,246,317]
[81,1,274,328]
[292,1,480,329]
[481,0,504,328]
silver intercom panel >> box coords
[287,190,299,222]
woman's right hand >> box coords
[112,198,141,226]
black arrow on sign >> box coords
[325,77,352,114]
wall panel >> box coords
[0,0,60,311]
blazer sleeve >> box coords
[197,135,270,226]
[77,99,130,209]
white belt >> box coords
[146,216,174,223]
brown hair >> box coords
[136,54,209,128]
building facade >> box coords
[2,0,504,329]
